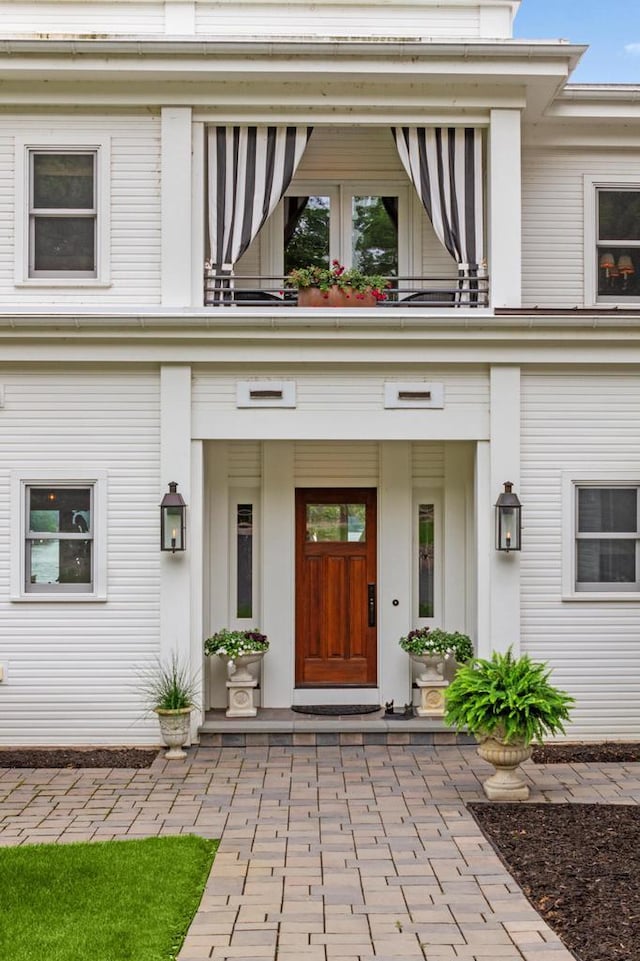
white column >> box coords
[261,441,295,707]
[379,441,412,707]
[161,107,193,307]
[489,108,522,308]
[475,440,491,658]
[443,442,471,634]
[489,366,521,654]
[206,442,230,708]
[189,440,204,734]
[160,365,192,666]
[191,122,206,307]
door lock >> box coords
[367,583,376,627]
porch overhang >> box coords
[0,37,585,120]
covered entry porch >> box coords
[203,438,477,714]
[160,361,521,738]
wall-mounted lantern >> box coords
[496,481,521,553]
[160,482,186,553]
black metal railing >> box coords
[204,271,490,308]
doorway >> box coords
[295,488,377,686]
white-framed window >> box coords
[15,136,111,286]
[563,473,640,599]
[266,181,413,279]
[228,488,260,626]
[413,489,443,624]
[584,176,640,305]
[11,471,107,601]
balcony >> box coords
[204,271,490,309]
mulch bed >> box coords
[532,742,640,764]
[0,748,159,769]
[469,803,640,961]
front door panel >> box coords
[295,488,377,686]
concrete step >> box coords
[198,708,476,747]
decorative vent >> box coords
[384,382,444,409]
[236,381,296,408]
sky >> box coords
[513,0,640,83]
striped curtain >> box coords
[392,127,484,274]
[207,125,313,274]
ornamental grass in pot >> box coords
[139,653,199,760]
[444,648,574,800]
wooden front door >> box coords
[295,488,377,687]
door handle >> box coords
[367,583,376,628]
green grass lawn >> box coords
[0,834,218,961]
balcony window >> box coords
[282,188,398,278]
[284,195,331,273]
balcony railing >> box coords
[204,272,490,308]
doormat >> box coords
[291,704,381,716]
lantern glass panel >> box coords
[162,506,184,551]
[497,505,521,551]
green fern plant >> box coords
[444,648,573,745]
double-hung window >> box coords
[11,472,107,601]
[29,151,97,278]
[568,481,640,594]
[26,485,94,593]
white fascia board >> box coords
[7,335,640,367]
[0,40,586,77]
[523,124,640,149]
[548,102,640,122]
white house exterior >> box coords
[0,0,639,744]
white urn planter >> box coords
[221,652,266,717]
[155,707,193,759]
[476,737,532,801]
[410,653,448,718]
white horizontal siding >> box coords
[195,1,479,38]
[228,441,262,481]
[522,147,640,309]
[295,441,379,481]
[1,2,164,33]
[521,367,640,740]
[0,368,162,745]
[226,440,446,484]
[192,365,489,413]
[294,127,405,181]
[412,442,445,482]
[0,114,161,306]
[0,0,482,38]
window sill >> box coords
[562,592,640,602]
[11,593,107,603]
[15,279,111,289]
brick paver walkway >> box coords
[2,744,639,960]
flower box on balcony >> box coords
[287,261,389,308]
